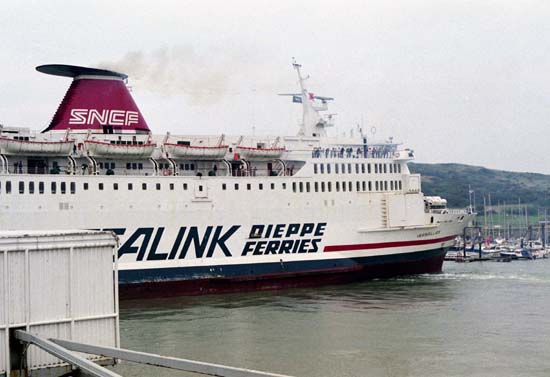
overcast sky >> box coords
[1,1,549,174]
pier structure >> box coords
[1,230,292,377]
[1,230,119,376]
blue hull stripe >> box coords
[119,247,447,284]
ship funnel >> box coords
[37,64,150,134]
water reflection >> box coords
[120,274,457,317]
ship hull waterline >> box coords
[118,247,448,299]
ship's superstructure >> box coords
[0,62,474,297]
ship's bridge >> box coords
[311,142,401,160]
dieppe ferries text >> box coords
[111,223,327,261]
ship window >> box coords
[327,182,332,192]
[306,182,310,192]
[39,181,45,194]
[183,183,188,190]
[368,181,372,191]
[28,182,34,194]
[362,181,366,191]
[292,182,297,192]
[51,182,57,194]
[99,162,103,169]
[314,182,319,192]
[60,182,66,194]
[390,181,394,190]
[142,183,147,190]
[191,164,195,170]
[375,181,379,191]
[389,164,393,173]
[126,162,131,170]
[383,164,387,174]
[321,182,325,192]
[19,181,24,194]
[342,181,346,192]
[259,183,263,190]
[247,183,251,190]
[348,164,352,173]
[361,164,365,174]
[349,182,352,191]
[156,183,161,190]
[356,181,360,191]
[320,164,324,174]
[399,180,402,190]
[222,183,227,190]
[282,183,286,190]
[234,183,239,190]
[384,181,388,190]
[170,183,174,190]
[138,163,143,170]
[83,182,88,191]
[368,164,371,174]
[98,183,103,191]
[113,183,118,191]
[271,183,275,190]
[313,163,318,174]
[398,164,401,173]
[184,163,189,170]
[70,182,76,194]
[327,164,331,174]
[335,164,339,174]
[341,163,345,174]
[131,163,136,170]
[6,181,11,194]
[374,164,378,174]
[336,182,340,192]
[128,183,133,190]
[299,182,304,192]
[111,163,116,169]
[199,185,203,192]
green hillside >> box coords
[409,163,550,211]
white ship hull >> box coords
[0,172,472,297]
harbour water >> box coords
[115,260,550,377]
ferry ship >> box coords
[0,62,474,298]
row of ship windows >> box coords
[0,181,189,194]
[97,162,196,171]
[313,162,401,175]
[1,179,403,195]
[291,180,402,193]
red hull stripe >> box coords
[323,235,457,252]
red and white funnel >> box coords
[37,64,150,134]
